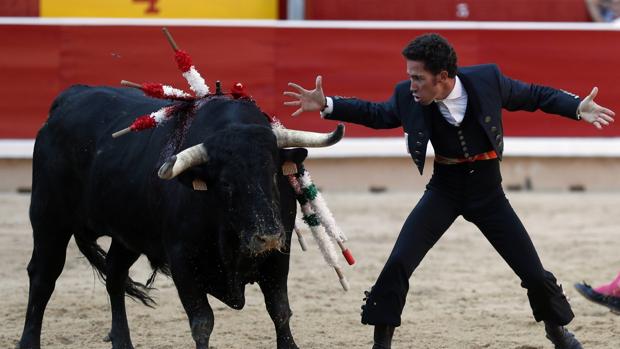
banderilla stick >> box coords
[334,266,350,291]
[111,80,147,138]
[112,127,131,138]
[162,27,179,51]
[120,80,142,89]
[294,225,307,251]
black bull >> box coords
[18,85,344,349]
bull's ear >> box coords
[176,168,208,191]
[279,148,308,176]
[280,148,308,165]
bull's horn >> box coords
[158,144,209,179]
[273,123,345,148]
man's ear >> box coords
[438,70,449,81]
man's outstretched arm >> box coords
[283,75,402,129]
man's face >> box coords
[406,60,441,105]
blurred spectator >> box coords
[585,0,620,22]
[455,2,470,19]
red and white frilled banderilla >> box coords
[112,27,210,138]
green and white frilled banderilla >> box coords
[286,167,354,291]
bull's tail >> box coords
[73,235,158,308]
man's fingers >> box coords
[316,75,323,91]
[283,91,301,99]
[291,108,303,117]
[581,87,598,107]
[590,86,598,99]
[599,113,615,122]
[284,101,301,107]
[597,118,610,126]
[593,121,602,130]
[600,107,616,118]
[580,87,597,109]
[287,82,307,93]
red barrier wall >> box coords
[1,22,618,138]
[0,0,39,17]
[306,0,592,22]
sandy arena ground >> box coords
[1,191,619,349]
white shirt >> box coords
[320,97,334,117]
[321,76,468,126]
[434,76,468,126]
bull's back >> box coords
[31,86,171,225]
[35,85,168,168]
[37,85,167,147]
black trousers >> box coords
[361,159,573,327]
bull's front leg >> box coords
[258,258,299,349]
[168,246,214,349]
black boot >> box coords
[372,325,395,349]
[544,321,583,349]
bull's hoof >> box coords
[103,332,134,349]
[277,344,299,349]
[276,336,299,349]
[16,340,40,349]
[110,340,135,349]
[16,344,39,349]
[111,343,135,349]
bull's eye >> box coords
[219,181,234,196]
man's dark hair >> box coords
[402,33,458,78]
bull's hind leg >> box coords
[169,249,214,349]
[104,239,140,349]
[18,225,73,349]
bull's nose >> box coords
[252,234,283,253]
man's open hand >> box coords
[283,76,326,117]
[578,87,615,130]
